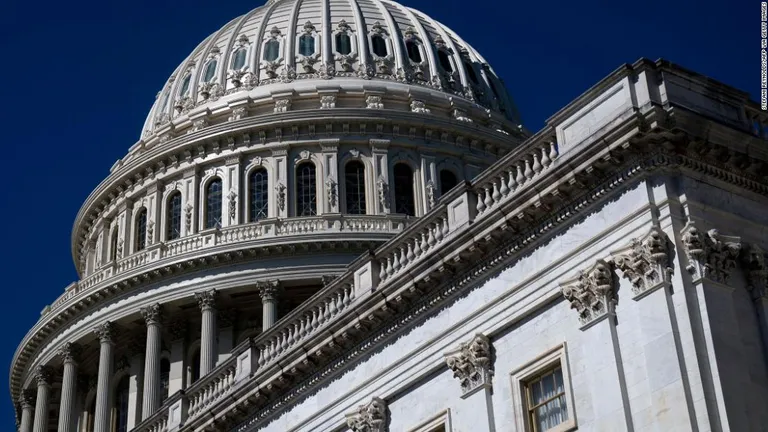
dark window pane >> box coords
[371,35,387,57]
[232,48,247,70]
[345,162,367,215]
[439,170,458,196]
[167,192,182,240]
[136,208,147,251]
[110,229,119,261]
[191,348,201,384]
[206,178,223,229]
[297,163,317,216]
[393,164,415,216]
[264,40,280,61]
[249,169,269,222]
[464,61,479,84]
[203,60,217,82]
[299,35,315,56]
[438,50,453,72]
[115,376,130,432]
[160,359,171,402]
[179,74,191,97]
[406,40,422,63]
[336,33,352,55]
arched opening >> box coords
[160,358,171,402]
[345,161,367,215]
[249,169,269,222]
[464,60,479,84]
[439,170,459,196]
[405,40,422,63]
[203,60,217,83]
[166,192,182,241]
[109,228,119,262]
[263,40,280,61]
[437,50,453,73]
[296,162,317,216]
[393,164,415,216]
[112,375,130,432]
[135,207,147,252]
[299,35,315,56]
[335,33,352,55]
[205,178,223,229]
[371,34,387,57]
[179,74,191,98]
[231,48,247,70]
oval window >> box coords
[336,33,352,55]
[371,34,387,57]
[264,40,280,61]
[231,48,247,70]
[203,60,217,82]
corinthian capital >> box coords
[195,290,218,311]
[141,303,163,326]
[34,366,53,387]
[93,321,116,344]
[444,333,493,396]
[19,389,35,409]
[681,221,741,284]
[256,280,280,302]
[345,397,387,432]
[561,259,618,328]
[58,342,82,365]
[611,226,674,299]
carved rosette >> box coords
[561,259,617,328]
[611,226,673,299]
[257,280,280,302]
[195,290,218,312]
[345,397,387,432]
[444,333,493,396]
[742,244,768,301]
[34,366,53,387]
[141,303,163,326]
[94,321,116,344]
[58,342,82,365]
[681,221,741,284]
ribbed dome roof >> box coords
[140,0,519,138]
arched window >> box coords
[205,178,223,229]
[439,170,458,196]
[437,50,453,73]
[371,34,387,57]
[203,60,217,82]
[249,169,269,222]
[113,375,130,432]
[110,229,119,262]
[464,61,479,84]
[335,33,352,55]
[264,40,280,61]
[393,164,415,216]
[167,192,182,240]
[405,40,422,63]
[296,162,317,216]
[160,358,171,402]
[231,48,247,70]
[345,161,366,215]
[179,74,191,97]
[135,208,148,252]
[299,35,315,56]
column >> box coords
[141,304,163,419]
[32,366,52,432]
[93,322,115,432]
[57,343,81,432]
[168,320,187,394]
[195,290,218,376]
[258,281,280,330]
[18,390,35,432]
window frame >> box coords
[202,59,218,83]
[295,161,318,217]
[204,177,223,230]
[134,207,148,252]
[231,47,248,71]
[178,73,192,98]
[248,167,270,222]
[392,162,416,216]
[405,39,424,64]
[510,343,576,432]
[344,160,367,215]
[406,409,452,432]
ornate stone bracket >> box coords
[611,226,674,300]
[561,259,618,329]
[681,221,741,284]
[345,397,387,432]
[444,333,493,397]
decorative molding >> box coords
[345,397,387,432]
[320,95,337,109]
[275,181,287,211]
[444,333,493,396]
[681,221,741,284]
[560,259,617,329]
[410,100,430,114]
[611,226,674,299]
[274,99,291,113]
[228,190,238,222]
[195,290,218,311]
[425,180,436,209]
[326,177,338,209]
[141,303,163,326]
[366,95,383,109]
[377,177,389,213]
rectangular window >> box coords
[525,366,568,431]
[407,409,451,432]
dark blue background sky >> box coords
[0,0,753,426]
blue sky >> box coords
[0,0,753,425]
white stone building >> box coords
[10,0,768,431]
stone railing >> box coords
[378,211,450,284]
[186,362,237,418]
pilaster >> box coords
[321,139,340,214]
[271,147,289,218]
[370,139,390,215]
[224,155,241,227]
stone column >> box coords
[444,334,495,431]
[93,322,115,432]
[57,343,81,432]
[258,281,280,330]
[195,290,218,376]
[141,304,163,419]
[18,390,35,432]
[32,366,52,432]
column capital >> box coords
[19,389,35,409]
[345,397,388,432]
[444,333,494,396]
[256,280,280,302]
[57,342,82,365]
[743,243,768,301]
[681,221,741,284]
[141,303,163,326]
[560,259,618,329]
[93,321,116,344]
[34,366,53,388]
[195,289,218,311]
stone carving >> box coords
[174,97,194,114]
[345,397,387,432]
[256,280,280,301]
[681,221,741,284]
[146,220,154,246]
[184,203,193,233]
[58,342,81,364]
[336,53,357,72]
[94,321,116,344]
[141,303,163,326]
[349,148,361,158]
[116,239,124,260]
[326,177,338,209]
[366,95,383,109]
[228,68,249,88]
[425,180,436,209]
[198,82,223,101]
[274,99,291,113]
[191,118,208,133]
[318,61,336,79]
[228,106,248,122]
[275,181,287,211]
[377,177,389,212]
[263,60,282,79]
[410,100,430,114]
[299,54,320,74]
[19,390,35,409]
[452,108,472,123]
[321,95,337,109]
[195,290,218,311]
[611,226,673,298]
[228,190,238,222]
[561,260,617,327]
[34,366,53,386]
[444,333,493,395]
[742,244,768,300]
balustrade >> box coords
[378,212,450,284]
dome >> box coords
[140,0,520,139]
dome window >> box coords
[393,163,415,216]
[299,34,316,56]
[166,192,182,240]
[336,33,352,56]
[205,178,223,229]
[437,50,453,73]
[179,74,192,97]
[203,60,217,83]
[264,39,280,62]
[345,161,367,215]
[296,162,317,216]
[231,48,247,70]
[135,208,148,252]
[249,168,269,222]
[371,34,387,57]
[406,40,422,63]
[464,61,479,84]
